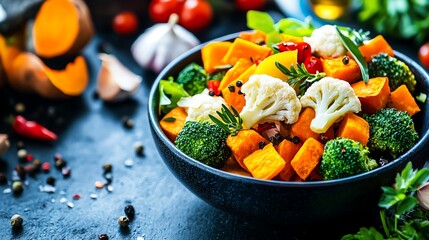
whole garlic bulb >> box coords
[131,13,200,73]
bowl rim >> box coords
[148,32,429,188]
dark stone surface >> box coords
[0,1,426,239]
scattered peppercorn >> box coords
[62,167,71,178]
[46,176,56,186]
[124,205,135,219]
[208,90,215,96]
[15,165,26,180]
[10,214,23,228]
[12,181,23,195]
[118,216,130,228]
[227,85,235,92]
[41,162,51,172]
[17,149,27,162]
[134,142,144,156]
[238,90,243,95]
[258,141,267,149]
[0,172,7,185]
[342,56,349,65]
[236,80,243,87]
[98,233,109,240]
[103,163,112,173]
[32,159,41,171]
[292,136,300,144]
[104,173,113,183]
[122,116,134,129]
[54,153,62,162]
[55,158,67,169]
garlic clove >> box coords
[417,182,429,210]
[131,13,200,73]
[97,53,142,102]
[0,134,10,156]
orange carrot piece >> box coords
[336,113,370,146]
[275,139,303,181]
[226,129,269,170]
[201,41,232,74]
[290,138,324,180]
[351,77,390,114]
[321,56,361,83]
[358,35,394,62]
[387,84,421,116]
[243,143,286,180]
[222,38,272,66]
[160,107,188,142]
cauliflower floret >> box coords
[239,74,301,129]
[300,77,361,133]
[177,89,226,122]
[305,25,346,58]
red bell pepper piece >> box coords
[12,115,57,141]
[207,80,221,96]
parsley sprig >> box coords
[275,61,326,97]
[342,162,429,239]
[209,104,243,136]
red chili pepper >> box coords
[207,80,221,96]
[12,115,57,141]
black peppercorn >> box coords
[124,205,135,219]
[10,214,23,228]
[55,158,67,169]
[122,116,134,129]
[118,216,130,228]
[292,136,300,144]
[134,142,144,156]
[238,90,243,95]
[208,91,215,96]
[258,141,267,149]
[103,163,112,173]
[342,56,349,65]
[15,165,26,180]
[98,233,109,240]
[103,173,113,183]
[12,181,23,195]
[227,85,235,92]
[236,80,243,87]
[46,176,56,186]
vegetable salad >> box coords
[158,11,424,182]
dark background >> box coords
[0,0,425,239]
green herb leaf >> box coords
[411,168,429,190]
[397,195,418,215]
[276,17,314,37]
[335,26,369,83]
[209,104,243,136]
[246,10,276,33]
[163,117,176,122]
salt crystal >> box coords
[90,193,98,199]
[3,188,11,194]
[124,158,134,167]
[106,185,114,192]
[60,197,67,203]
[67,202,74,208]
[39,185,56,193]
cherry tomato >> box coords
[296,42,312,64]
[235,0,266,11]
[207,80,221,96]
[418,42,429,68]
[179,0,213,32]
[149,0,185,23]
[304,56,323,74]
[112,11,139,36]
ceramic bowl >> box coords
[148,33,429,225]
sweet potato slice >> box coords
[336,113,370,146]
[290,108,334,143]
[387,84,421,116]
[275,139,303,181]
[243,143,286,180]
[160,107,187,142]
[201,41,232,74]
[358,35,394,62]
[321,56,361,83]
[222,37,272,66]
[290,138,324,180]
[352,77,390,114]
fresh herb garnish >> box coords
[342,162,429,239]
[163,117,176,122]
[275,61,326,97]
[335,26,369,83]
[337,26,371,46]
[209,104,243,136]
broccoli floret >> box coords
[320,137,378,180]
[363,108,419,159]
[368,53,416,92]
[175,121,231,168]
[208,70,227,81]
[176,63,208,96]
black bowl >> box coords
[148,33,429,225]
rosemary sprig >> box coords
[209,104,243,136]
[275,61,326,97]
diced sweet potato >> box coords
[222,38,272,66]
[219,58,252,91]
[351,77,390,114]
[159,107,187,142]
[226,129,269,170]
[275,139,303,181]
[336,113,370,146]
[321,56,361,83]
[290,108,335,143]
[387,84,421,116]
[201,41,232,74]
[243,143,286,180]
[290,138,324,180]
[358,35,394,62]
